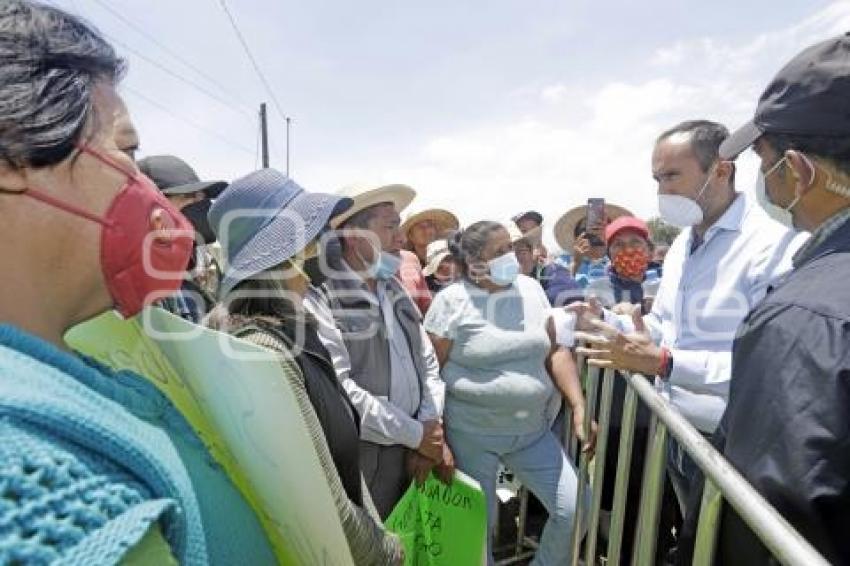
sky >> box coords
[51,0,850,250]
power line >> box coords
[124,85,256,157]
[41,0,253,120]
[107,33,255,120]
[215,0,291,123]
[90,0,255,114]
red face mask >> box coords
[612,247,650,281]
[22,145,193,318]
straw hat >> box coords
[422,239,453,277]
[505,220,526,243]
[401,208,460,239]
[554,203,634,251]
[330,182,416,228]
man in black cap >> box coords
[511,209,584,307]
[138,155,227,323]
[512,210,548,261]
[709,33,850,564]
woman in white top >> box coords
[424,221,594,565]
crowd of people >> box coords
[0,1,848,565]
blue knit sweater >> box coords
[0,325,276,566]
[0,324,208,565]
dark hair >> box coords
[448,220,505,277]
[657,120,729,171]
[339,202,393,252]
[573,217,587,238]
[0,1,125,168]
[341,202,396,230]
[762,132,850,178]
[512,237,533,252]
[342,207,375,230]
[657,119,737,186]
[572,217,606,247]
[221,266,318,324]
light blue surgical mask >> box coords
[370,251,402,280]
[487,252,520,286]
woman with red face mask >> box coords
[0,3,276,564]
[606,216,653,312]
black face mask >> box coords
[180,199,216,244]
[646,261,663,279]
[302,257,325,287]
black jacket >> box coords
[609,271,645,309]
[236,316,364,507]
[713,218,850,565]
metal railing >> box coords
[564,359,831,566]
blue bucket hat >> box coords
[208,168,352,296]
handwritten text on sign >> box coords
[386,472,486,566]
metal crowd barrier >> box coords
[494,352,829,566]
[564,357,831,566]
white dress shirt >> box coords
[304,279,444,450]
[606,193,807,432]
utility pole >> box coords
[259,103,269,168]
[285,116,291,177]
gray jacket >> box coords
[319,257,444,518]
[322,269,428,405]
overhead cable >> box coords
[215,0,291,123]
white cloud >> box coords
[649,42,689,67]
[333,1,850,251]
[58,0,849,254]
[540,84,570,103]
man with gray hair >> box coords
[317,183,447,519]
[574,119,806,521]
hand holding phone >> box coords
[586,198,606,246]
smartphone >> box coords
[586,198,606,246]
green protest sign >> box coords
[386,471,486,566]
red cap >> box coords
[605,216,649,245]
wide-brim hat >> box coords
[209,168,352,297]
[554,203,633,251]
[139,155,227,198]
[401,208,460,239]
[331,183,416,229]
[422,239,452,277]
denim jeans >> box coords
[667,436,703,517]
[448,425,587,565]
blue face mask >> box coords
[370,251,402,280]
[487,252,520,286]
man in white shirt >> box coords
[318,183,447,519]
[574,120,806,515]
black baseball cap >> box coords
[721,32,850,160]
[512,210,544,225]
[138,155,228,197]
